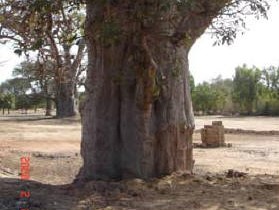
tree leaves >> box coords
[30,39,44,50]
[14,49,22,56]
[209,0,271,45]
[233,65,262,114]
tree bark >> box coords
[55,45,79,118]
[78,0,229,181]
[55,82,78,118]
[45,96,52,116]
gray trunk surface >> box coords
[55,82,78,118]
[78,1,222,181]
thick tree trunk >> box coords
[78,1,226,181]
[55,45,79,118]
[45,97,52,116]
[78,10,194,181]
[79,42,194,180]
[55,82,78,118]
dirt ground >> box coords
[195,115,279,131]
[0,113,279,210]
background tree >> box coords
[0,78,31,96]
[0,0,86,117]
[0,73,46,114]
[78,0,271,181]
[189,73,195,94]
[192,82,217,113]
[190,67,279,116]
[13,93,44,113]
[210,76,233,114]
[232,64,262,114]
[0,93,14,114]
[12,60,55,116]
[258,66,279,115]
[191,76,232,115]
[0,93,4,114]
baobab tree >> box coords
[77,0,271,181]
[0,0,86,117]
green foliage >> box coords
[0,93,15,112]
[192,77,232,114]
[0,60,55,113]
[0,78,32,96]
[30,39,44,50]
[191,64,279,116]
[15,94,31,110]
[14,49,22,56]
[15,93,45,110]
[256,66,279,115]
[232,65,262,114]
[3,94,15,109]
[189,73,195,94]
[0,0,85,52]
[192,82,215,113]
[211,0,270,45]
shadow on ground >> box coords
[1,173,279,210]
[0,178,77,210]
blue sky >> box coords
[1,2,279,84]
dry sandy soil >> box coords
[0,113,279,210]
[195,115,279,131]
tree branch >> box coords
[172,0,231,46]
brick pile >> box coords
[201,121,225,147]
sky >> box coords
[0,44,24,83]
[189,2,279,84]
[1,2,279,84]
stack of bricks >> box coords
[201,121,225,147]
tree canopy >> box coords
[0,0,87,117]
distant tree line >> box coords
[0,60,85,116]
[191,64,279,116]
[1,63,278,116]
[0,62,46,115]
[0,93,14,114]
